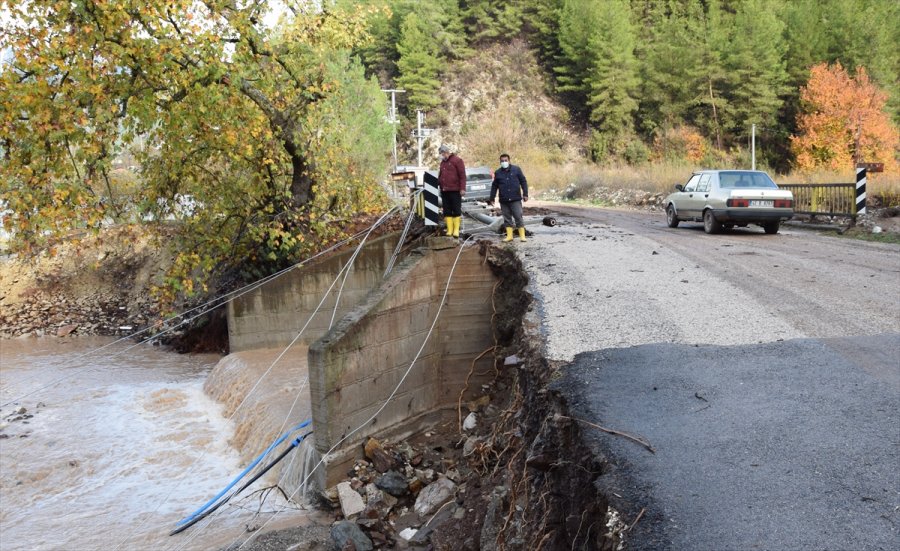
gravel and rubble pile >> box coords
[539,184,666,210]
[0,289,156,338]
[320,388,507,551]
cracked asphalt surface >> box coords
[518,205,900,550]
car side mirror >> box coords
[675,184,684,192]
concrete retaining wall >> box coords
[227,234,400,352]
[308,239,497,487]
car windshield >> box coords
[718,171,778,189]
[467,173,491,181]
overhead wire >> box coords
[384,197,418,278]
[167,207,402,550]
[112,207,401,551]
[1,219,396,409]
[230,235,475,551]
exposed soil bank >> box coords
[0,216,408,351]
[0,225,169,339]
[271,242,615,551]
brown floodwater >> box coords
[0,337,315,551]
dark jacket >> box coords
[490,164,528,203]
[438,153,466,192]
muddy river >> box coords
[0,337,313,551]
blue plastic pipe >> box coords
[175,419,312,526]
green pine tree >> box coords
[461,0,524,43]
[395,11,444,111]
[554,0,600,113]
[523,0,563,67]
[721,0,790,137]
[583,0,639,139]
[637,0,707,134]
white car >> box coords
[665,170,794,234]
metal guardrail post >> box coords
[855,167,867,215]
[421,172,441,226]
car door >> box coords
[686,173,712,215]
[678,174,702,219]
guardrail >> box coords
[778,183,857,217]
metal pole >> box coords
[751,124,756,170]
[381,89,405,170]
[416,110,423,167]
[391,93,398,168]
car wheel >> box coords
[666,205,680,228]
[763,221,780,234]
[703,209,721,234]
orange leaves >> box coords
[791,63,899,174]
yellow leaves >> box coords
[53,188,70,202]
[792,63,899,174]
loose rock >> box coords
[364,437,395,473]
[413,477,457,516]
[375,470,409,497]
[337,481,365,519]
[331,520,373,551]
[462,412,477,431]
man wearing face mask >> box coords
[489,153,529,242]
[437,144,466,238]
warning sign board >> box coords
[856,162,884,173]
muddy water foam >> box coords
[0,338,314,551]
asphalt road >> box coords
[519,206,900,551]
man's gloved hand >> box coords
[523,196,529,203]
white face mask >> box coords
[500,161,510,169]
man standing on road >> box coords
[490,153,529,242]
[438,144,466,238]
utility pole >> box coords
[381,89,405,170]
[411,110,433,167]
[751,124,756,170]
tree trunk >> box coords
[708,77,723,151]
[290,153,313,207]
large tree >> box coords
[395,10,444,111]
[555,0,638,146]
[1,0,392,300]
[720,0,790,138]
[792,63,898,174]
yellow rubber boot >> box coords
[452,216,461,238]
[504,227,514,242]
[518,227,527,242]
[444,217,453,236]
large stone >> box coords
[331,520,373,551]
[462,412,477,431]
[364,437,396,473]
[413,476,457,516]
[363,483,397,518]
[56,324,78,337]
[375,470,409,497]
[337,482,365,519]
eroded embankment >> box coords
[427,243,615,550]
[315,242,617,551]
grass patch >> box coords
[837,230,900,244]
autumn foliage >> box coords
[791,63,899,174]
